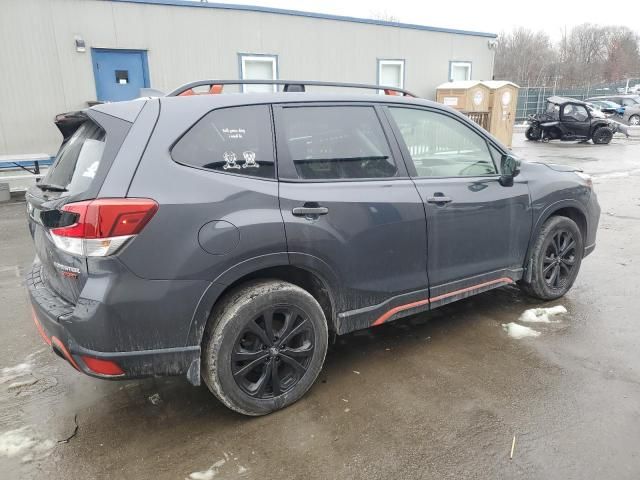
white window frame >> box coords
[240,54,278,93]
[449,61,472,82]
[378,59,405,94]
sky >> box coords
[204,0,640,39]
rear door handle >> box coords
[426,196,452,204]
[292,206,329,216]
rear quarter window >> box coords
[171,105,275,179]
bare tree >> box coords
[494,28,555,86]
[495,24,640,87]
[603,27,640,82]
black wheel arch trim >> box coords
[185,252,340,348]
[523,199,589,282]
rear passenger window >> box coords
[171,105,275,179]
[278,106,397,180]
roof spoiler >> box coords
[166,80,416,98]
[54,110,89,141]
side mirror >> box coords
[499,154,521,187]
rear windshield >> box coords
[43,120,106,195]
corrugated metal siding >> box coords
[0,0,495,155]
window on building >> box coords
[278,106,397,180]
[389,107,497,177]
[171,105,275,179]
[378,60,404,92]
[240,55,278,93]
[449,61,472,82]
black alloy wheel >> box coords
[519,215,584,301]
[542,230,577,289]
[201,279,328,416]
[231,306,315,399]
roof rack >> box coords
[167,80,416,98]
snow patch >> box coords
[188,470,216,480]
[502,322,541,339]
[188,459,226,480]
[0,362,31,385]
[0,427,56,462]
[519,306,567,323]
[7,378,38,391]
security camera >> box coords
[488,39,499,49]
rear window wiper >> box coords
[37,183,68,192]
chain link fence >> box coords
[515,80,640,121]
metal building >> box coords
[0,0,497,156]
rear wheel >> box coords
[629,115,640,126]
[520,216,583,301]
[525,126,542,141]
[592,126,613,144]
[202,279,328,416]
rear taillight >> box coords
[50,198,158,257]
[81,356,125,376]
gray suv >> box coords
[586,94,640,125]
[26,80,600,415]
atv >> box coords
[526,96,620,145]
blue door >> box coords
[92,49,150,102]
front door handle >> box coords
[292,206,329,217]
[426,196,452,204]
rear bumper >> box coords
[27,262,201,385]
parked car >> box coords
[587,100,624,116]
[526,96,620,144]
[586,94,640,125]
[26,80,600,415]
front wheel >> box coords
[525,126,542,141]
[202,280,328,416]
[520,216,584,301]
[629,115,640,126]
[592,126,613,144]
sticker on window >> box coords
[222,128,245,139]
[223,151,240,170]
[242,151,258,168]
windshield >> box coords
[41,121,105,195]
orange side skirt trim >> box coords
[371,277,513,326]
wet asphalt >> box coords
[1,133,639,479]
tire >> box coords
[201,279,328,416]
[520,216,584,301]
[629,115,640,126]
[592,126,613,144]
[525,126,541,141]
